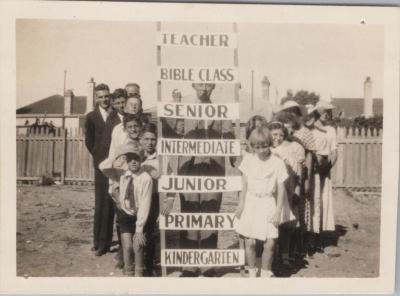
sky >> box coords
[16,20,384,109]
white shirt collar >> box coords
[98,106,108,122]
[145,151,157,160]
[117,112,124,122]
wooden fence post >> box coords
[61,128,67,185]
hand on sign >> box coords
[133,232,146,249]
[149,169,161,180]
[161,198,174,216]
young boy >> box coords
[118,152,153,276]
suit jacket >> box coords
[85,106,109,165]
[99,110,123,160]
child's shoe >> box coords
[248,268,257,278]
[260,269,274,277]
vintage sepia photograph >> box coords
[0,1,399,294]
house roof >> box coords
[17,94,87,115]
[331,98,383,117]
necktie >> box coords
[125,176,136,213]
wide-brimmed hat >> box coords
[316,100,335,111]
[305,104,318,115]
[114,142,141,159]
[279,100,300,112]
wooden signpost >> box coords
[156,22,243,277]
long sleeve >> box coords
[84,114,95,155]
[135,175,153,233]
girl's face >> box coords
[284,123,294,136]
[271,128,285,147]
[141,132,157,154]
[127,159,141,173]
[112,97,126,114]
[304,115,315,128]
[254,119,263,128]
[125,120,141,139]
[252,141,271,161]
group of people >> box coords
[84,81,337,278]
[236,99,337,277]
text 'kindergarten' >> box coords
[161,249,245,267]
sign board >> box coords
[161,249,245,266]
[158,138,241,156]
[159,67,238,83]
[158,175,242,193]
[157,102,240,120]
[157,32,237,48]
[159,213,236,230]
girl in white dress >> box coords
[235,127,288,277]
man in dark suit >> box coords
[85,83,114,256]
[99,87,127,265]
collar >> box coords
[123,167,143,178]
[144,151,157,160]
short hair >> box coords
[273,111,300,130]
[248,127,273,148]
[127,95,143,106]
[112,88,127,101]
[125,152,141,163]
[141,123,157,136]
[125,83,140,90]
[246,115,268,139]
[95,83,109,92]
[268,121,288,139]
[123,113,143,128]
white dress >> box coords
[235,153,288,240]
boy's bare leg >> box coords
[121,233,134,275]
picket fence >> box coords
[16,126,383,188]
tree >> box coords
[281,89,320,106]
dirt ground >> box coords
[16,185,380,277]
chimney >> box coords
[363,76,373,117]
[64,89,74,115]
[261,76,270,102]
[87,78,95,113]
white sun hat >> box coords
[316,100,335,111]
[279,100,300,112]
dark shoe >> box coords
[94,248,108,256]
[91,246,98,252]
[180,270,198,277]
[202,269,218,277]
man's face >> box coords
[125,86,140,97]
[141,132,157,154]
[125,97,142,114]
[125,120,141,139]
[95,90,110,109]
[175,120,185,135]
[193,83,215,102]
[127,158,141,173]
[112,97,126,114]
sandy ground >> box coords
[16,185,380,277]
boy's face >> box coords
[112,97,126,114]
[252,142,271,161]
[125,97,142,114]
[127,158,141,173]
[125,120,141,139]
[95,90,110,109]
[141,132,157,154]
[271,128,285,147]
[126,85,140,97]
